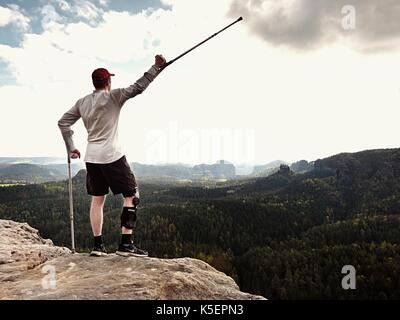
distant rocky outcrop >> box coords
[290,160,313,173]
[277,164,291,175]
[192,160,236,179]
[250,160,288,177]
[0,220,265,300]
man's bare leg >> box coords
[89,195,107,256]
[90,195,106,236]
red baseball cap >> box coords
[92,68,115,81]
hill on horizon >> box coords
[0,157,290,183]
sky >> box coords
[1,0,400,165]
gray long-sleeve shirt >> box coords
[58,65,160,164]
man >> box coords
[58,54,166,257]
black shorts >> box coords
[85,155,138,197]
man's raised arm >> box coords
[112,54,166,107]
[58,102,81,158]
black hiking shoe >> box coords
[116,243,148,257]
[90,244,107,257]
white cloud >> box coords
[41,4,63,30]
[0,0,234,84]
[74,0,102,20]
[98,0,109,8]
[58,0,71,11]
[0,9,162,86]
[0,5,30,31]
[228,0,400,52]
[53,0,103,21]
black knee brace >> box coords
[132,196,140,207]
[121,205,138,229]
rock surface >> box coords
[0,220,70,283]
[0,220,265,300]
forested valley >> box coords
[1,148,400,299]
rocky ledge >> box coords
[0,219,265,300]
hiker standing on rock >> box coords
[57,54,166,257]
